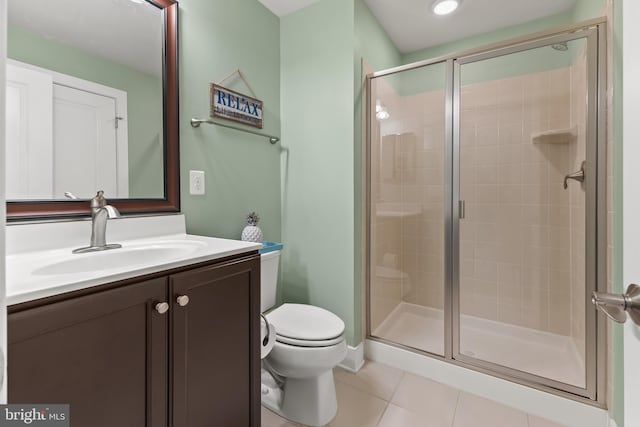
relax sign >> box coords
[209,84,263,129]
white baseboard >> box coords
[338,342,365,372]
[366,339,610,427]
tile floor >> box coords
[261,361,567,427]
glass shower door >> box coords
[368,62,449,356]
[454,34,598,396]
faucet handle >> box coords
[90,190,106,209]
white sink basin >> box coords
[33,240,207,276]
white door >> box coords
[623,1,640,425]
[5,63,53,199]
[52,84,119,199]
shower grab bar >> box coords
[592,284,640,325]
[190,117,280,144]
[563,161,585,189]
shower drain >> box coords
[461,350,476,357]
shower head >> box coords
[551,42,569,52]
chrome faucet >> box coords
[72,191,122,254]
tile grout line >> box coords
[374,401,392,427]
[387,371,406,404]
[449,390,462,427]
[375,369,406,427]
[330,371,396,427]
[376,370,406,427]
[335,365,406,402]
[332,372,393,427]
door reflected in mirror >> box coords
[6,0,165,201]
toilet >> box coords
[260,249,347,427]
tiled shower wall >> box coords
[371,60,587,348]
[458,67,575,336]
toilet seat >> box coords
[266,303,345,348]
[275,334,345,347]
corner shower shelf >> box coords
[375,203,422,218]
[531,126,577,145]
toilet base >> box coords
[261,368,338,427]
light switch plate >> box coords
[189,170,205,195]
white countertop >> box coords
[6,215,262,305]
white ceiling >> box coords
[365,0,576,53]
[258,0,322,17]
[8,0,163,76]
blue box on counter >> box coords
[260,242,283,254]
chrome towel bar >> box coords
[190,118,280,144]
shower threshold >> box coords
[372,302,585,388]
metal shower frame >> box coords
[364,17,608,406]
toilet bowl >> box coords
[260,248,347,427]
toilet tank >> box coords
[260,250,280,312]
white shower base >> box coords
[372,302,585,388]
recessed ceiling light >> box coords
[432,0,460,16]
[129,0,145,4]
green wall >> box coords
[354,0,403,341]
[180,0,364,346]
[572,0,608,22]
[280,0,357,345]
[7,25,164,198]
[179,0,281,244]
[277,0,403,347]
[354,0,402,73]
[179,0,624,420]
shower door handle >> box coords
[563,161,586,190]
[591,284,640,325]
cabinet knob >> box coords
[176,295,190,307]
[155,302,170,314]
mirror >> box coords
[5,0,179,220]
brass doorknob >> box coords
[176,295,190,307]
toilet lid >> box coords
[266,303,345,342]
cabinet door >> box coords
[8,278,169,427]
[171,256,260,427]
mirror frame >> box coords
[7,0,180,221]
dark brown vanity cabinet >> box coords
[9,277,169,427]
[8,254,260,427]
[171,257,261,427]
